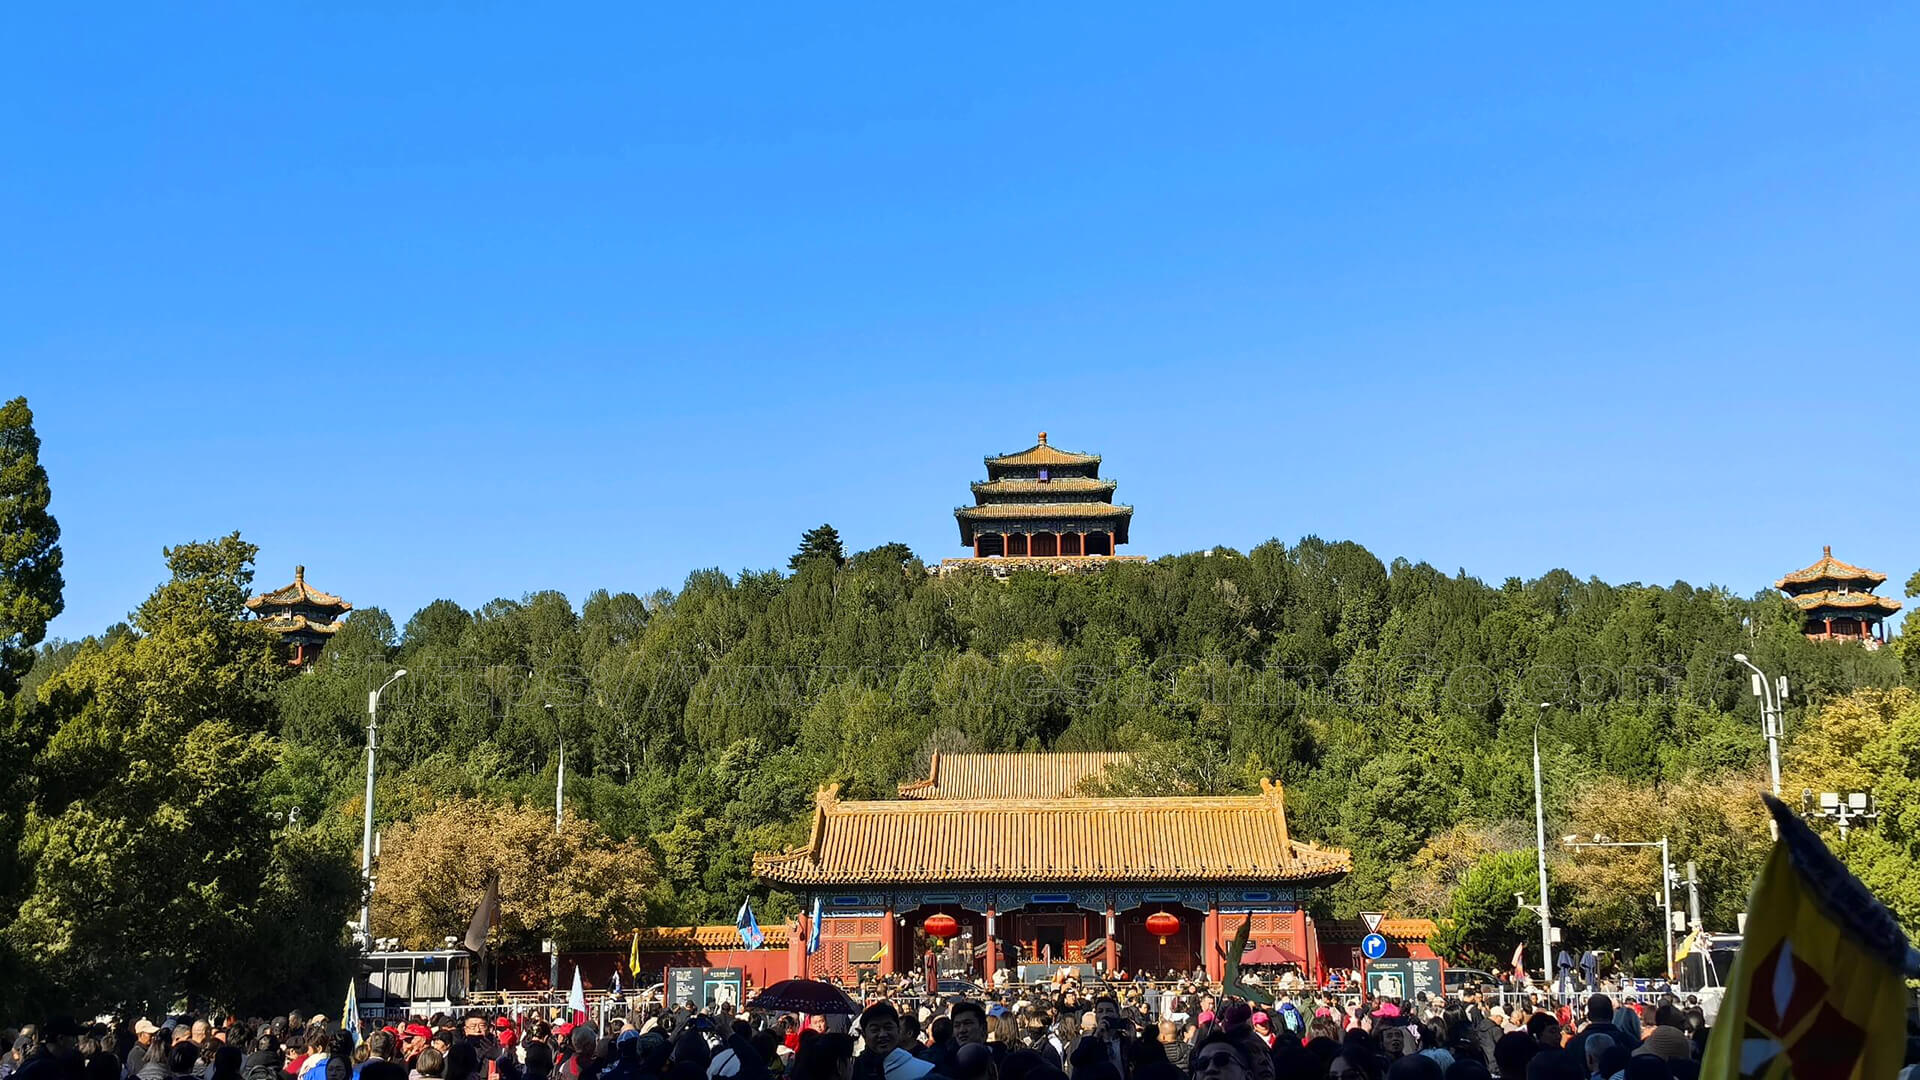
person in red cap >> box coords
[403,1027,433,1068]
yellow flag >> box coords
[1700,796,1918,1080]
[1674,928,1700,963]
[629,928,641,982]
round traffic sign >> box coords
[1361,933,1388,960]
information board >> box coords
[1363,957,1442,1002]
[665,966,745,1010]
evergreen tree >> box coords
[788,523,846,570]
[0,397,63,701]
[4,535,356,1015]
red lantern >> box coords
[1145,911,1181,945]
[924,913,960,940]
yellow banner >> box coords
[1700,798,1914,1080]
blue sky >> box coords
[5,4,1916,639]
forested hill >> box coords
[9,532,1916,1012]
[273,535,1906,920]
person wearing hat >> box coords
[126,1023,161,1080]
[1628,1028,1689,1065]
[15,1017,85,1080]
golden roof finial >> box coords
[1037,431,1048,445]
[295,564,306,584]
[1823,545,1832,558]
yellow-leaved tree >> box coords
[371,798,655,950]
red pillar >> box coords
[1204,903,1224,983]
[1824,617,1833,639]
[883,907,901,976]
[984,907,998,985]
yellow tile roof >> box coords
[971,478,1117,499]
[629,925,744,950]
[986,432,1100,469]
[899,752,1133,799]
[956,503,1133,521]
[246,565,353,614]
[1775,546,1889,589]
[1787,590,1902,614]
[1319,917,1437,943]
[755,780,1351,886]
[255,613,344,636]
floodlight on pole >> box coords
[1732,654,1785,799]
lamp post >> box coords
[1731,654,1786,799]
[1564,833,1676,980]
[1804,790,1877,844]
[545,701,564,992]
[360,668,407,945]
[1531,703,1553,989]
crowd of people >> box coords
[0,978,1740,1080]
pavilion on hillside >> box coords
[754,752,1350,984]
[246,565,352,666]
[1775,546,1902,646]
[942,433,1146,574]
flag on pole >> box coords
[1674,927,1702,963]
[1699,795,1919,1080]
[567,966,587,1027]
[806,896,823,955]
[736,899,766,950]
[342,978,362,1047]
[629,929,641,984]
[1509,942,1526,983]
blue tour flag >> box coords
[737,899,765,950]
[807,896,822,955]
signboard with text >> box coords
[666,966,744,1010]
[1363,957,1441,1002]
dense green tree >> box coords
[1,536,357,1016]
[1428,849,1544,970]
[789,523,846,570]
[0,397,63,702]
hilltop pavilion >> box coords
[754,752,1350,983]
[942,433,1146,574]
[246,565,352,666]
[1775,546,1902,646]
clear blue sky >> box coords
[6,4,1916,639]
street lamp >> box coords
[1731,654,1787,799]
[1803,790,1877,844]
[1564,834,1678,980]
[1530,703,1554,989]
[543,701,566,992]
[360,668,407,945]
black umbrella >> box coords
[747,978,861,1015]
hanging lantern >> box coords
[1145,911,1181,945]
[924,913,960,940]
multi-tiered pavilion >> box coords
[952,433,1135,562]
[246,565,353,666]
[1775,546,1902,646]
[755,753,1350,984]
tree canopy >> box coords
[0,397,63,702]
[5,516,1915,1008]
